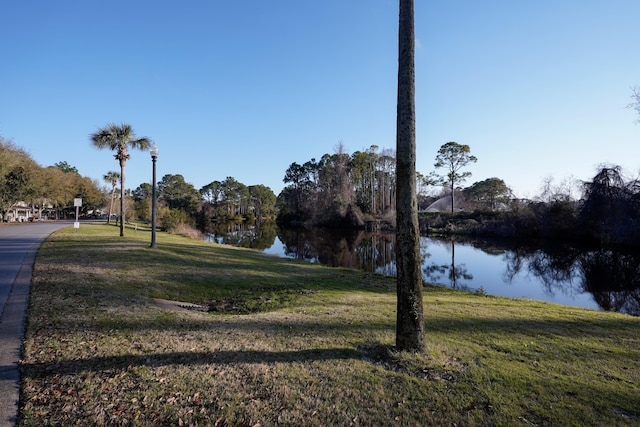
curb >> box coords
[0,242,38,427]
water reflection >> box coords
[579,251,640,314]
[422,238,473,290]
[504,245,585,299]
[205,221,277,250]
[503,245,640,315]
[277,227,396,275]
[203,222,640,315]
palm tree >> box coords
[103,171,120,225]
[395,0,424,351]
[91,123,150,236]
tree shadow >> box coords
[26,313,640,376]
[21,347,362,379]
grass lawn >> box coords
[19,223,640,426]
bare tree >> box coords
[628,86,640,123]
[334,141,352,206]
[395,0,424,351]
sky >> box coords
[1,1,639,199]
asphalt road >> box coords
[0,222,72,427]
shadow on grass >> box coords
[21,347,362,378]
[70,312,639,343]
[91,314,395,333]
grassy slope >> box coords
[19,223,640,426]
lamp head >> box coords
[149,142,159,158]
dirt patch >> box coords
[359,344,468,382]
[153,298,207,312]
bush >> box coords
[159,207,193,232]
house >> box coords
[2,201,32,222]
[1,201,57,222]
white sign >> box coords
[74,221,80,229]
[74,198,82,207]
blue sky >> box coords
[1,1,639,199]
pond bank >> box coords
[206,222,640,316]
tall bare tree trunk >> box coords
[395,0,424,351]
[108,187,115,225]
[119,161,125,237]
[451,180,455,213]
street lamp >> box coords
[149,142,159,248]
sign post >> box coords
[74,198,82,231]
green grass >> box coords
[19,223,640,426]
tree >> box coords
[3,166,32,207]
[628,86,640,123]
[131,182,153,221]
[433,141,477,213]
[536,175,580,203]
[74,175,107,218]
[0,139,39,220]
[332,141,352,207]
[132,182,153,202]
[248,184,277,219]
[104,171,120,224]
[90,123,150,236]
[283,161,317,219]
[314,146,353,222]
[38,166,72,219]
[54,161,79,174]
[395,0,424,351]
[200,180,222,204]
[277,147,398,225]
[218,176,249,218]
[351,147,378,214]
[378,148,397,214]
[464,177,511,210]
[157,174,200,213]
[580,166,630,243]
[0,137,105,221]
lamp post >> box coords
[149,142,159,248]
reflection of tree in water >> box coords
[513,247,583,296]
[277,228,397,274]
[578,250,640,316]
[503,246,575,295]
[205,221,277,251]
[504,244,640,316]
[278,227,318,261]
[353,232,396,276]
[422,239,473,290]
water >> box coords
[420,238,600,310]
[205,224,640,315]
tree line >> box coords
[0,129,277,231]
[277,140,505,226]
[427,165,640,247]
[10,123,638,250]
[125,174,276,234]
[0,136,105,221]
[133,175,277,233]
[278,142,399,227]
[86,122,278,234]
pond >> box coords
[205,223,640,316]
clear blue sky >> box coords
[1,1,639,199]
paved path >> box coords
[0,222,72,427]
